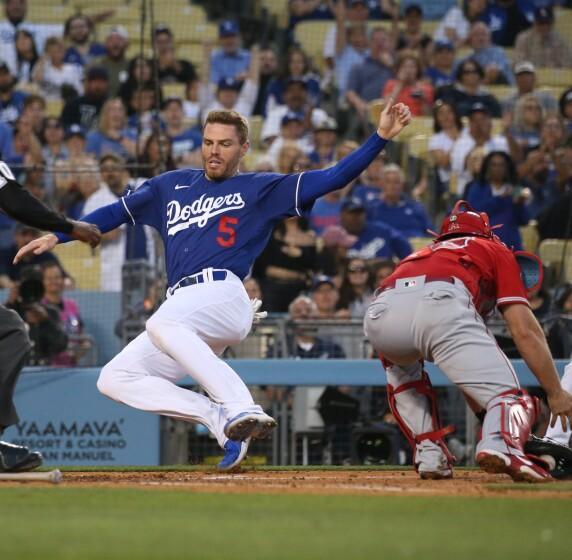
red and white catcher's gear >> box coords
[383,358,455,479]
[476,389,553,482]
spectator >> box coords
[338,257,374,318]
[527,285,551,321]
[436,58,502,117]
[352,152,386,204]
[243,277,262,300]
[182,79,200,123]
[346,26,394,134]
[41,261,87,367]
[117,56,155,111]
[32,36,83,100]
[209,20,250,84]
[450,102,510,196]
[0,120,13,158]
[465,22,515,85]
[10,29,38,85]
[311,275,349,320]
[200,44,260,122]
[501,61,557,116]
[320,225,358,279]
[433,0,490,48]
[153,25,198,85]
[125,83,159,135]
[267,112,313,167]
[382,51,434,116]
[262,78,329,144]
[547,285,572,359]
[425,40,456,88]
[309,116,338,168]
[21,93,45,136]
[514,6,572,68]
[85,98,136,159]
[40,117,67,197]
[0,61,27,124]
[466,150,530,249]
[367,164,434,237]
[252,47,278,117]
[340,197,412,260]
[136,131,175,179]
[92,26,129,96]
[265,46,321,115]
[3,113,42,176]
[63,14,105,68]
[61,66,109,132]
[276,142,304,174]
[162,97,202,168]
[487,0,534,47]
[333,3,368,102]
[395,4,432,62]
[58,158,100,219]
[559,88,572,136]
[82,153,151,291]
[5,265,68,366]
[0,0,62,55]
[255,216,318,312]
[429,100,464,193]
[509,93,544,153]
[372,258,396,285]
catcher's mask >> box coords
[436,200,498,241]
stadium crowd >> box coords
[0,0,572,365]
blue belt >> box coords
[169,269,228,295]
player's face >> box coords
[202,123,248,180]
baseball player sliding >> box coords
[364,201,572,482]
[15,102,412,470]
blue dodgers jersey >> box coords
[122,168,307,286]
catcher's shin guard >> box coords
[384,360,455,478]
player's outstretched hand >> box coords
[13,233,58,264]
[547,388,572,431]
[69,220,101,247]
[377,97,412,140]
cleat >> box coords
[224,412,277,441]
[524,435,572,480]
[217,438,250,471]
[476,449,553,483]
[419,469,453,480]
[0,441,43,473]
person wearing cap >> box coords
[340,197,412,261]
[310,275,350,321]
[466,22,515,86]
[501,61,557,116]
[153,25,198,85]
[91,26,129,96]
[209,20,250,85]
[485,0,534,48]
[425,41,456,89]
[436,58,502,118]
[0,61,26,124]
[262,77,329,144]
[61,66,109,132]
[433,0,490,48]
[395,4,432,64]
[309,116,338,168]
[200,42,260,122]
[450,101,511,196]
[514,6,572,68]
[161,98,202,167]
[267,111,313,169]
[63,14,105,68]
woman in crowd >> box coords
[13,29,38,85]
[559,88,572,136]
[337,258,374,319]
[40,117,68,198]
[3,113,42,180]
[85,98,137,159]
[466,150,530,249]
[118,56,155,109]
[382,51,434,117]
[429,100,464,194]
[137,132,175,179]
[509,94,544,154]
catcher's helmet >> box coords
[437,200,495,240]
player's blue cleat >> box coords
[217,438,250,471]
[224,411,277,441]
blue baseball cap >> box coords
[341,197,365,212]
[217,77,242,91]
[65,124,86,139]
[311,275,336,291]
[434,40,454,52]
[219,20,239,37]
[281,111,305,126]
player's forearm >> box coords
[0,179,73,234]
[299,133,388,205]
[56,201,130,243]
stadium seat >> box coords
[408,237,433,251]
[294,21,332,71]
[53,243,101,290]
[487,85,515,102]
[162,83,186,100]
[46,98,63,118]
[27,4,73,23]
[177,44,203,67]
[538,239,572,279]
[259,0,290,27]
[519,224,539,253]
[407,134,430,162]
[249,115,264,150]
[535,68,572,88]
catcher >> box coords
[364,200,572,482]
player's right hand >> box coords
[69,220,101,247]
[13,233,59,264]
[547,388,572,431]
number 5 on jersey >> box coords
[217,216,238,247]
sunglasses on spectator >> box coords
[348,266,367,273]
[462,68,479,75]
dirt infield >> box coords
[28,469,570,498]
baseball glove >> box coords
[524,435,572,480]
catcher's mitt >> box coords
[524,435,572,480]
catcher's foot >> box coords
[476,449,552,483]
[224,412,277,441]
[524,435,572,480]
[0,441,43,473]
[417,441,453,480]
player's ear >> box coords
[239,140,250,159]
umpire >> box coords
[0,161,101,472]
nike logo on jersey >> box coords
[174,184,192,190]
[167,193,246,235]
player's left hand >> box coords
[13,233,58,264]
[250,298,267,324]
[377,98,412,140]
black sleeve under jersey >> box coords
[0,179,74,234]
